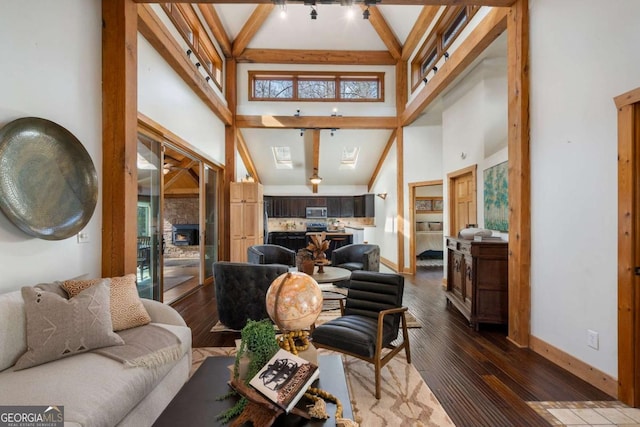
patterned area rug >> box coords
[190,347,455,426]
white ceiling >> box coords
[208,3,507,189]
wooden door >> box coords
[448,165,477,237]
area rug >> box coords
[190,347,455,426]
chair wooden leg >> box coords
[375,359,381,399]
[402,313,412,363]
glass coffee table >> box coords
[153,355,352,427]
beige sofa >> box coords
[0,289,192,427]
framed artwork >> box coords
[416,197,443,213]
[483,161,508,232]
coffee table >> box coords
[153,355,353,427]
[311,266,351,284]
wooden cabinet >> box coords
[354,194,375,217]
[230,182,264,262]
[340,197,354,217]
[265,195,374,219]
[445,237,508,330]
[327,197,341,217]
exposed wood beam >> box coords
[402,7,507,125]
[102,0,138,278]
[197,4,232,58]
[506,0,530,347]
[362,5,402,61]
[368,129,397,191]
[396,127,405,272]
[236,115,397,129]
[237,49,395,65]
[312,129,320,194]
[232,4,274,57]
[165,159,198,189]
[138,1,517,6]
[402,6,440,61]
[137,4,233,125]
[237,129,261,183]
[223,58,238,261]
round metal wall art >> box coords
[0,117,98,240]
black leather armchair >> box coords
[311,270,411,399]
[213,262,288,330]
[331,243,380,272]
[247,244,296,267]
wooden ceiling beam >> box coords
[138,1,517,6]
[402,7,507,125]
[368,129,397,191]
[137,4,233,125]
[237,129,261,183]
[236,115,397,129]
[197,4,232,58]
[362,5,402,61]
[402,6,440,61]
[232,4,274,57]
[237,49,395,65]
[312,129,320,194]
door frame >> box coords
[408,180,443,275]
[616,86,640,406]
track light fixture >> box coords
[310,6,318,19]
[272,1,379,20]
[423,77,428,84]
[432,66,438,74]
[363,6,370,19]
[444,52,450,61]
[186,49,192,57]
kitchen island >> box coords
[267,231,353,258]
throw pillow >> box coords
[62,274,151,331]
[15,281,124,370]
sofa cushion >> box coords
[63,274,151,331]
[15,281,124,370]
[0,290,26,371]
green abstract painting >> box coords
[484,161,508,232]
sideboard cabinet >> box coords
[445,237,508,330]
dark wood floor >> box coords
[171,267,614,427]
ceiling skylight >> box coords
[272,146,293,169]
[339,146,359,170]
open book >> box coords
[249,348,319,413]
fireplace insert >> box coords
[172,224,199,246]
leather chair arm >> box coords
[376,306,409,339]
[247,246,265,264]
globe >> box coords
[265,272,323,331]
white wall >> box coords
[529,0,640,377]
[0,0,103,293]
[370,142,398,265]
[138,35,226,165]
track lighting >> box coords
[195,62,201,68]
[186,49,192,57]
[205,76,210,82]
[432,66,438,74]
[444,52,450,61]
[310,6,318,19]
[423,77,428,84]
[363,6,370,19]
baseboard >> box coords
[529,335,618,398]
[380,257,398,272]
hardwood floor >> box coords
[171,267,614,427]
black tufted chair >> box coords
[331,244,380,272]
[213,262,288,330]
[247,244,296,267]
[311,271,411,399]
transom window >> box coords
[411,6,479,91]
[249,71,384,102]
[161,4,224,90]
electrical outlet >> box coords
[77,232,90,243]
[587,329,599,350]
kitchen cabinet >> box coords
[263,196,273,218]
[327,197,341,217]
[340,197,354,217]
[290,198,307,218]
[268,232,308,252]
[354,194,375,217]
[230,182,264,262]
[445,237,508,330]
[306,197,327,208]
[265,195,374,218]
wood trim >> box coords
[529,335,617,398]
[402,6,440,61]
[102,0,138,278]
[506,0,530,348]
[402,7,508,126]
[142,0,518,6]
[237,49,396,65]
[223,58,237,262]
[617,97,640,406]
[363,5,402,60]
[197,4,232,58]
[232,4,274,57]
[236,129,260,183]
[396,127,405,272]
[615,87,640,110]
[396,61,408,116]
[368,129,397,191]
[137,4,232,126]
[236,115,397,129]
[312,129,320,194]
[380,256,398,272]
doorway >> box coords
[408,180,444,275]
[447,165,478,237]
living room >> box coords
[1,0,640,426]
